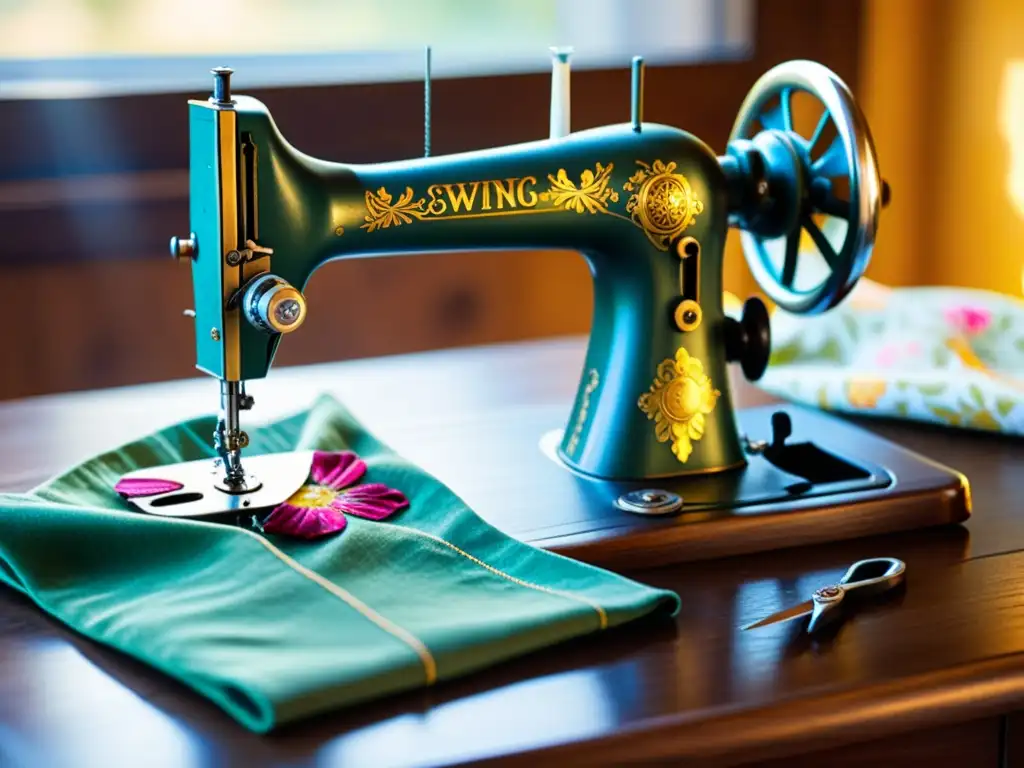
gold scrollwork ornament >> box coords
[638,347,720,463]
[360,186,427,232]
[540,163,619,214]
[625,160,704,251]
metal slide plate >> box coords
[116,450,314,519]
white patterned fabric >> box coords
[724,280,1024,435]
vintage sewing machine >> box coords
[118,52,970,567]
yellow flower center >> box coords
[287,484,339,509]
[662,377,703,422]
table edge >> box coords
[468,651,1024,767]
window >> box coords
[1,0,753,98]
[0,0,865,400]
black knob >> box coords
[725,296,772,381]
[769,411,792,450]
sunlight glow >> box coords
[998,60,1024,294]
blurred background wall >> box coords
[1,0,1019,401]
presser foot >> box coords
[213,469,263,495]
[115,451,314,520]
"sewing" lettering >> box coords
[425,176,539,217]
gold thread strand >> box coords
[394,525,608,630]
[241,529,438,684]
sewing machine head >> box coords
[166,51,886,496]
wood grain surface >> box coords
[0,337,1022,767]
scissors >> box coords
[743,557,906,634]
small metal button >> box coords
[170,234,197,262]
[616,489,683,516]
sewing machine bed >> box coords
[453,403,969,570]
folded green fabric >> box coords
[0,395,679,732]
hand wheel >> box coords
[723,60,887,314]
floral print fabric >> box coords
[724,280,1024,435]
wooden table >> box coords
[1,337,1023,767]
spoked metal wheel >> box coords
[725,60,886,314]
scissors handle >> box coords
[808,557,906,633]
[838,557,906,596]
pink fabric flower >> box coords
[261,451,409,540]
[944,306,992,335]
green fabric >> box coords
[0,395,679,733]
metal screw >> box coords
[742,435,768,454]
[616,489,683,516]
[814,585,843,602]
[225,249,242,266]
[211,328,221,342]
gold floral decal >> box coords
[565,369,599,457]
[361,186,427,232]
[540,163,619,214]
[638,347,720,463]
[625,160,704,251]
[357,160,707,241]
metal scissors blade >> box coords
[743,599,814,630]
[742,557,906,634]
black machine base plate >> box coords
[455,404,970,570]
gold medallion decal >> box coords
[624,160,704,251]
[638,347,720,463]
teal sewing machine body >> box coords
[186,95,740,479]
[173,56,885,486]
[128,53,976,561]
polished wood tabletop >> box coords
[1,337,1023,767]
